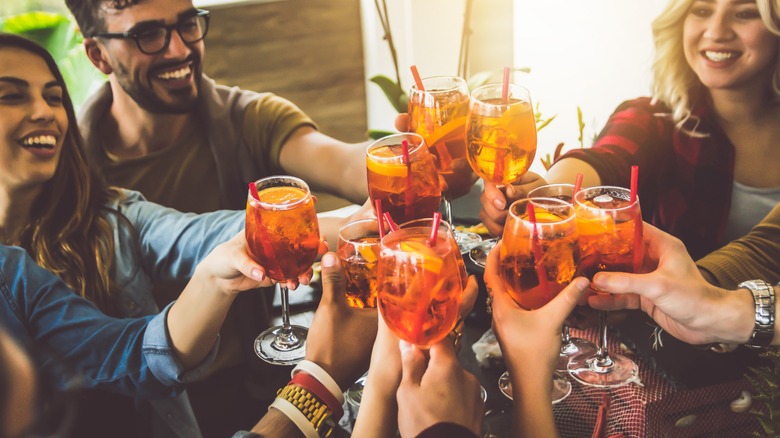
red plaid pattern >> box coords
[558,97,734,259]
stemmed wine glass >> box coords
[376,219,464,348]
[527,184,598,369]
[408,76,481,253]
[247,176,320,365]
[465,82,537,268]
[366,133,441,224]
[567,186,643,387]
[496,197,579,403]
[337,218,381,407]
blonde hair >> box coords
[651,0,780,132]
[1,34,123,316]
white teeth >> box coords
[22,135,56,146]
[157,66,191,80]
[705,51,736,62]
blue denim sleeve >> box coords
[143,301,220,386]
[117,189,245,280]
[0,245,179,399]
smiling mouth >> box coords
[703,51,738,62]
[156,64,192,80]
[20,134,57,150]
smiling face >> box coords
[683,0,779,92]
[94,0,205,114]
[0,47,67,193]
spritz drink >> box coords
[568,186,643,387]
[467,84,537,186]
[377,226,463,347]
[246,176,320,365]
[499,198,579,310]
[366,133,441,224]
[399,218,469,289]
[337,219,381,308]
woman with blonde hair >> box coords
[481,0,780,259]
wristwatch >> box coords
[738,280,776,348]
[276,384,335,437]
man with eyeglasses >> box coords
[63,0,371,437]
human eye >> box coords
[688,2,712,17]
[136,26,166,44]
[178,17,200,36]
[735,7,761,20]
[0,91,26,104]
[45,92,64,106]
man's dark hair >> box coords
[65,0,140,37]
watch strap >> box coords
[739,280,776,348]
[275,384,335,438]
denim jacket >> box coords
[108,189,245,437]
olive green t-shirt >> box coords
[98,93,315,214]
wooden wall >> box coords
[203,0,368,143]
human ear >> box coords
[84,38,113,75]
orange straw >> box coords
[573,173,583,196]
[629,165,642,271]
[526,203,551,298]
[410,65,425,91]
[383,212,399,232]
[248,182,260,200]
[374,199,386,238]
[402,140,414,220]
[502,67,510,104]
[427,212,441,247]
[630,165,638,203]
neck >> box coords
[105,79,196,158]
[0,185,41,245]
[708,76,775,125]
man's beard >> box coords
[115,55,202,114]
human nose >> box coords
[165,27,191,58]
[703,11,735,41]
[29,95,55,123]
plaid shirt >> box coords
[558,97,734,259]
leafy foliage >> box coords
[0,11,105,110]
[746,348,780,437]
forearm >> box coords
[166,267,236,369]
[248,408,304,437]
[318,216,347,251]
[352,371,398,437]
[545,158,601,188]
[712,286,780,346]
[508,360,558,437]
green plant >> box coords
[746,348,780,436]
[0,11,105,111]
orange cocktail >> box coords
[499,198,579,310]
[366,133,441,224]
[399,218,468,289]
[377,225,463,347]
[409,76,475,198]
[467,83,537,185]
[337,219,381,308]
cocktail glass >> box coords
[366,133,442,225]
[466,83,537,186]
[527,184,597,370]
[409,76,481,253]
[567,186,643,387]
[497,197,578,403]
[377,223,463,348]
[247,176,320,365]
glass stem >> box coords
[280,285,292,330]
[596,311,611,364]
[561,324,572,344]
[443,193,454,226]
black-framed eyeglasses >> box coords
[93,9,210,55]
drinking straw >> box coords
[493,148,507,183]
[573,173,583,196]
[383,212,399,232]
[375,199,386,238]
[427,212,441,247]
[630,165,638,203]
[526,203,551,299]
[410,65,425,91]
[248,182,260,201]
[502,66,510,104]
[629,165,642,271]
[402,140,414,221]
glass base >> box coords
[556,337,598,371]
[498,370,571,404]
[254,325,308,365]
[455,230,482,254]
[345,373,368,408]
[567,351,638,388]
[468,238,498,268]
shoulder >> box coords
[613,97,669,115]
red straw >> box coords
[501,67,510,104]
[630,165,638,203]
[248,182,260,200]
[573,173,583,196]
[410,65,425,91]
[383,212,399,232]
[526,203,551,298]
[374,199,386,238]
[427,212,441,247]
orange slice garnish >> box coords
[400,241,443,274]
[366,157,408,178]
